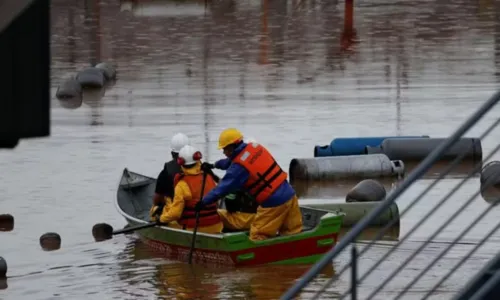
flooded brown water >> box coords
[2,0,500,299]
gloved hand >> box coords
[194,201,205,212]
[201,162,215,172]
[149,205,162,221]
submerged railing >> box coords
[282,89,500,300]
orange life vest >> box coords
[174,172,220,228]
[232,143,288,204]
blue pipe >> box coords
[314,136,430,157]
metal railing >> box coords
[282,89,500,300]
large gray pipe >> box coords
[367,137,482,164]
[480,161,500,204]
[303,202,400,229]
[289,154,405,183]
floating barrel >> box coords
[369,137,482,164]
[39,232,61,251]
[303,202,400,228]
[76,67,105,88]
[0,256,6,278]
[480,161,500,204]
[289,154,405,183]
[314,135,429,157]
[55,78,82,99]
[95,62,116,81]
[346,179,387,202]
[0,214,14,231]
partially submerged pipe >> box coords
[76,67,105,88]
[55,77,82,99]
[289,154,405,183]
[314,135,429,157]
[303,202,400,228]
[346,179,387,202]
[480,161,500,204]
[95,62,116,81]
[368,137,483,164]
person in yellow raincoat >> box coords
[198,128,303,241]
[149,133,190,224]
[158,145,224,234]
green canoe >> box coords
[116,168,345,266]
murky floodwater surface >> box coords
[2,0,500,299]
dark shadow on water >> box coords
[293,178,398,199]
[0,278,7,290]
[405,160,480,179]
[82,88,106,126]
[339,226,400,242]
[57,95,83,110]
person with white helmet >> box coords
[158,145,223,234]
[150,133,190,222]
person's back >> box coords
[159,145,223,234]
[150,133,190,222]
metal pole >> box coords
[351,246,358,300]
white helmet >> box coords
[245,137,257,144]
[177,145,202,166]
[170,133,190,153]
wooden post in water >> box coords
[341,0,357,52]
[259,0,269,65]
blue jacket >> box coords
[202,142,296,208]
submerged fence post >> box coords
[342,0,357,51]
[351,245,358,300]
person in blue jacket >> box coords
[197,129,303,241]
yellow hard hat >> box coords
[218,128,244,149]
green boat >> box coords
[116,168,345,266]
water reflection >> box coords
[293,179,397,199]
[339,226,400,242]
[84,0,101,66]
[0,278,7,290]
[83,88,106,126]
[117,239,336,299]
[496,1,500,78]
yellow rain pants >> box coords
[217,209,256,231]
[250,195,303,241]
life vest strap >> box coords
[246,161,278,191]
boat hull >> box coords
[116,169,344,267]
[138,231,339,266]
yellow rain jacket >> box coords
[159,162,223,234]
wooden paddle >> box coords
[188,171,208,264]
[92,221,160,241]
